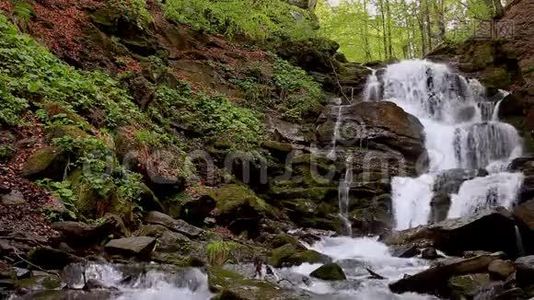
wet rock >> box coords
[144,211,203,238]
[421,247,439,260]
[208,266,302,300]
[268,244,330,268]
[385,208,519,257]
[104,236,156,259]
[513,199,534,253]
[310,263,347,281]
[515,256,534,287]
[316,101,426,163]
[448,273,490,299]
[28,247,81,270]
[20,146,67,180]
[389,253,502,297]
[1,190,25,206]
[488,259,515,280]
[391,244,419,258]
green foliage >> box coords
[0,14,143,128]
[10,0,34,25]
[0,144,15,162]
[272,59,324,121]
[206,241,240,266]
[164,0,317,42]
[51,135,144,208]
[36,179,78,220]
[151,85,265,149]
[0,77,28,125]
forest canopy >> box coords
[316,0,506,62]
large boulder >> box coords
[385,208,519,257]
[448,273,490,299]
[513,199,534,254]
[21,146,67,180]
[144,211,203,238]
[316,101,426,164]
[389,253,502,297]
[104,236,156,259]
[310,263,346,281]
[52,219,123,247]
[515,256,534,287]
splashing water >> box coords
[447,172,524,218]
[365,60,524,229]
[62,263,213,300]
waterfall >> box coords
[363,59,524,230]
[447,172,524,218]
[339,155,353,235]
[515,225,526,257]
[363,68,381,102]
[327,104,344,160]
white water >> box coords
[339,155,353,235]
[366,59,524,229]
[364,68,381,102]
[64,263,212,300]
[286,237,435,299]
[447,172,524,218]
[328,104,344,160]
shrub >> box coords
[163,0,317,42]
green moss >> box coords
[310,263,346,281]
[21,146,66,179]
[480,67,511,89]
[269,186,337,201]
[268,243,326,267]
[209,184,269,215]
[208,267,298,300]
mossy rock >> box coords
[67,169,135,223]
[208,184,276,235]
[310,263,346,281]
[209,184,270,216]
[448,273,490,298]
[268,233,304,249]
[460,42,495,71]
[45,125,88,141]
[269,186,338,202]
[21,146,67,180]
[208,267,300,300]
[480,67,512,89]
[268,244,329,267]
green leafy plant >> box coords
[164,0,317,42]
[206,241,240,266]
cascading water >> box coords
[327,102,344,160]
[364,67,381,102]
[365,59,524,229]
[339,155,353,235]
